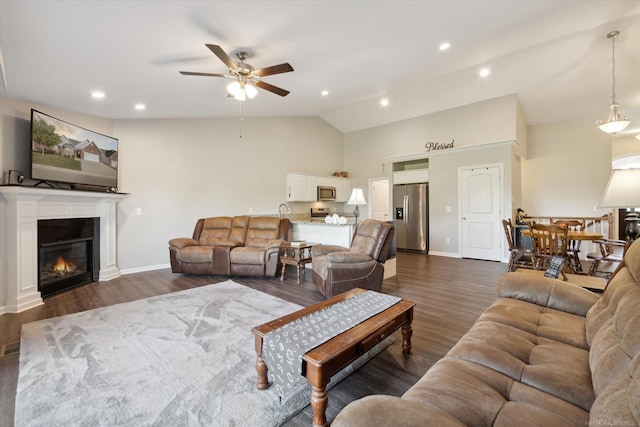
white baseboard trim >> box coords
[428,251,461,258]
[120,263,171,276]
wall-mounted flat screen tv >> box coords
[30,109,118,189]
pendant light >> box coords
[597,31,629,134]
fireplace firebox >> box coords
[38,218,100,298]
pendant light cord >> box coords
[610,32,617,104]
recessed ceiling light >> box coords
[380,98,389,107]
[479,68,490,77]
[439,42,451,51]
[134,104,146,110]
[91,91,105,99]
[321,90,329,96]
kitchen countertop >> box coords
[290,220,356,226]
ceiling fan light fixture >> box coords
[245,83,258,99]
[597,30,630,135]
[227,81,241,97]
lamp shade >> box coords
[347,188,367,205]
[599,168,640,208]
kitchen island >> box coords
[290,221,356,247]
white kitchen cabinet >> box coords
[335,178,352,202]
[393,169,429,184]
[317,177,334,187]
[287,173,318,202]
[286,173,351,202]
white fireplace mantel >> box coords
[0,186,128,314]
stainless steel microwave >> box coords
[317,186,337,201]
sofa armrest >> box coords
[333,395,464,427]
[326,251,373,264]
[497,271,599,316]
[168,237,199,250]
[265,239,287,251]
[311,244,348,257]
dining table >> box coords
[521,228,606,274]
[521,229,605,241]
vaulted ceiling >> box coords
[1,1,638,134]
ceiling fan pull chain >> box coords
[239,102,244,139]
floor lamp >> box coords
[347,188,367,224]
[599,168,640,243]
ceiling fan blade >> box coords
[254,80,290,97]
[179,71,228,78]
[206,44,238,71]
[253,63,294,77]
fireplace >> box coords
[38,218,100,298]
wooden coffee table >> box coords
[251,288,415,427]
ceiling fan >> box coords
[180,44,294,101]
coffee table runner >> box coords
[262,290,401,395]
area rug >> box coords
[15,280,393,426]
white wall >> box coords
[523,117,612,217]
[113,116,343,270]
[344,95,520,257]
[0,92,619,272]
[0,95,344,272]
[1,97,114,184]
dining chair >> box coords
[586,239,625,278]
[501,219,535,271]
[553,219,585,273]
[528,223,568,271]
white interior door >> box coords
[459,165,502,261]
[369,178,390,221]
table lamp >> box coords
[347,188,367,224]
[599,168,640,242]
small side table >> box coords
[280,242,316,285]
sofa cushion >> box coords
[229,247,266,265]
[199,217,233,245]
[447,317,594,410]
[244,217,281,248]
[589,354,640,427]
[230,216,250,246]
[312,254,377,282]
[177,246,214,263]
[351,219,390,260]
[402,357,589,427]
[479,297,590,349]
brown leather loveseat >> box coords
[333,239,640,427]
[169,216,289,277]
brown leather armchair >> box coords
[311,219,394,298]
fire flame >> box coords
[53,256,77,274]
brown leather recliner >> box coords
[169,216,289,277]
[311,219,394,298]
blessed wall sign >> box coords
[425,139,454,152]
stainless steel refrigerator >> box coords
[393,183,428,252]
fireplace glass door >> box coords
[38,218,99,297]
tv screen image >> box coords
[30,109,118,189]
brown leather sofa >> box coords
[311,219,394,298]
[333,240,640,427]
[169,216,289,277]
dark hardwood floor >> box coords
[0,252,505,426]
